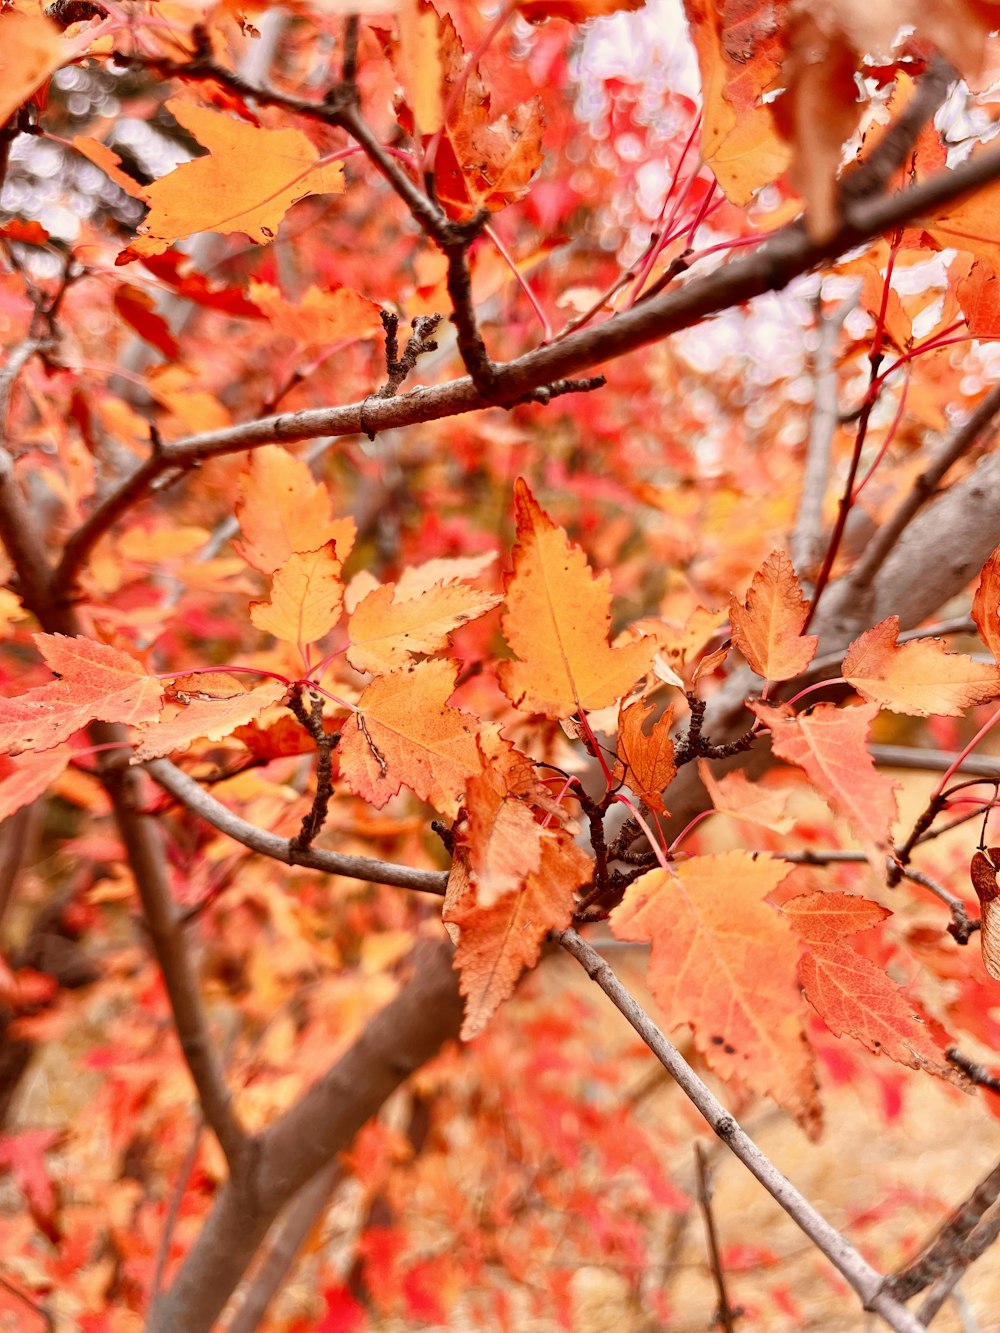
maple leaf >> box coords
[121,99,345,258]
[751,701,898,870]
[610,852,821,1134]
[783,891,957,1079]
[346,580,501,677]
[972,543,1000,663]
[234,445,356,575]
[498,480,656,718]
[339,659,484,817]
[842,615,1000,716]
[0,635,163,756]
[681,0,790,207]
[0,745,73,821]
[249,542,344,646]
[613,698,675,816]
[729,549,818,682]
[113,284,180,359]
[697,761,794,834]
[445,828,592,1039]
[132,681,288,762]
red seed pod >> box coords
[970,848,1000,981]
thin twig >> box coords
[792,289,856,577]
[145,757,449,895]
[694,1141,739,1332]
[556,928,927,1333]
[846,380,1000,598]
[150,1117,204,1307]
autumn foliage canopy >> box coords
[5,0,1000,1329]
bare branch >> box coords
[54,133,1000,593]
[146,758,449,896]
[694,1141,740,1331]
[557,927,927,1333]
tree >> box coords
[3,0,1000,1328]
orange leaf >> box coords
[125,98,345,258]
[0,11,64,125]
[339,659,483,817]
[729,549,817,681]
[498,479,655,717]
[346,580,501,676]
[843,615,1000,716]
[0,635,163,756]
[955,259,1000,337]
[781,890,890,945]
[0,745,73,820]
[785,892,955,1077]
[132,681,288,762]
[751,701,898,869]
[614,698,675,816]
[445,829,591,1039]
[610,852,820,1134]
[234,445,355,575]
[249,543,344,646]
[397,0,444,136]
[697,762,794,834]
[247,281,384,346]
[972,543,1000,663]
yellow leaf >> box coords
[247,281,384,345]
[235,445,355,575]
[249,543,344,646]
[498,479,656,717]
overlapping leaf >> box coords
[729,549,817,681]
[843,615,1000,716]
[498,480,655,717]
[0,636,163,756]
[610,852,821,1134]
[751,701,898,869]
[445,829,592,1039]
[234,445,355,575]
[783,891,957,1078]
[972,543,1000,662]
[698,762,794,834]
[132,680,288,762]
[339,659,483,817]
[249,542,344,646]
[0,745,73,820]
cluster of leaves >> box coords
[3,0,1000,1329]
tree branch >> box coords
[556,927,927,1333]
[145,757,449,895]
[54,134,1000,593]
